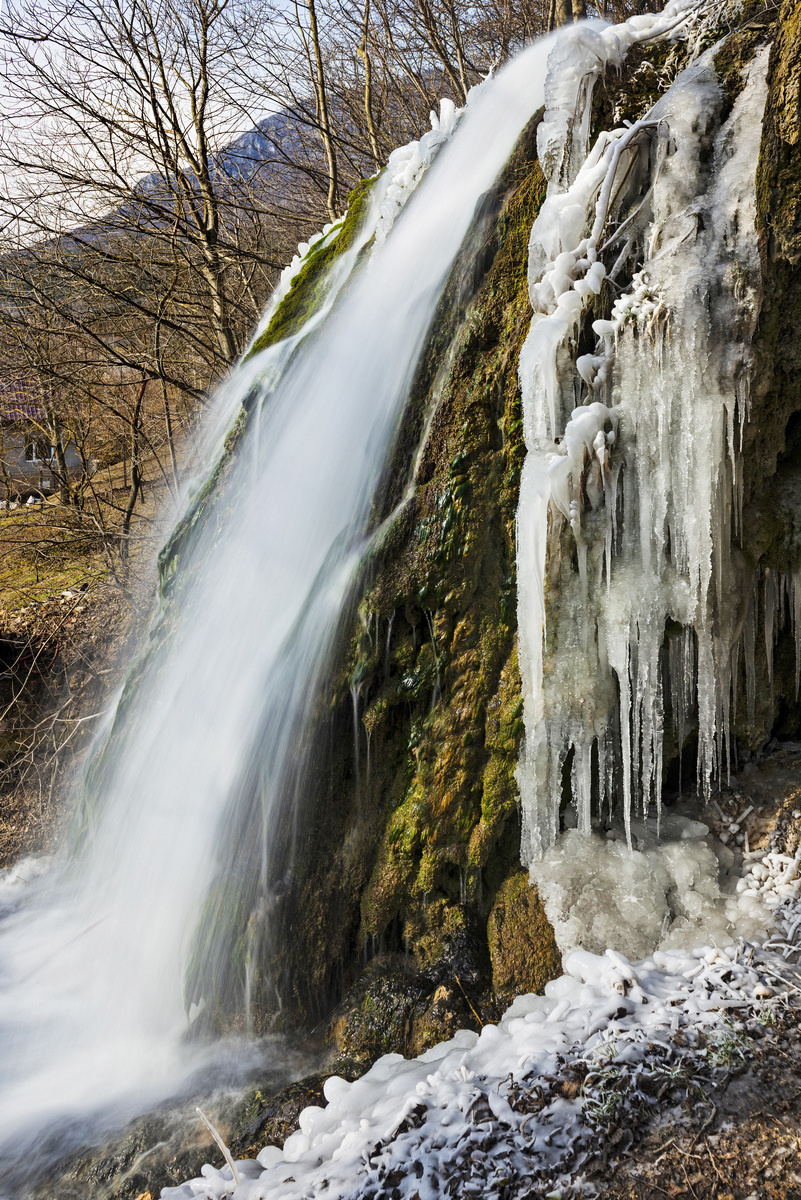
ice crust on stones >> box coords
[162,795,801,1200]
[516,19,771,862]
[161,843,800,1200]
[533,812,776,966]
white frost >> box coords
[160,838,801,1200]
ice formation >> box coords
[374,98,463,247]
[248,218,345,346]
[247,94,462,362]
[160,837,801,1200]
[249,93,463,350]
[516,5,771,867]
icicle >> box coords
[744,584,757,724]
[384,609,395,680]
[517,33,770,860]
[573,741,593,835]
[765,568,777,687]
[425,612,442,707]
[605,620,633,849]
[351,684,362,795]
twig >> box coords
[196,1107,240,1187]
[454,973,484,1029]
[688,1100,717,1152]
[681,1159,699,1200]
[704,1136,726,1184]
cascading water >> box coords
[0,36,557,1186]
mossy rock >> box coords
[731,0,801,752]
[326,937,500,1065]
[245,177,376,361]
[327,955,426,1063]
[487,870,561,1006]
[230,1067,365,1161]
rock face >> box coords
[487,871,561,1009]
[258,113,558,1039]
[740,0,801,748]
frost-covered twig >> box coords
[196,1107,240,1188]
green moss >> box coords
[597,41,680,130]
[487,870,561,1002]
[352,121,548,959]
[754,0,801,265]
[469,641,523,868]
[329,959,422,1063]
[245,177,377,361]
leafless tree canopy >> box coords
[0,0,661,532]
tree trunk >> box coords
[41,386,70,506]
[161,377,180,497]
[199,249,238,365]
[120,380,146,561]
[50,414,71,507]
[554,0,573,26]
[307,0,340,221]
[414,0,468,104]
[358,0,382,169]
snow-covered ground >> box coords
[161,795,801,1200]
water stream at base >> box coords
[0,36,554,1186]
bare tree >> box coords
[0,0,294,388]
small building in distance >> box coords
[0,376,82,500]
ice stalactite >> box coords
[744,568,801,709]
[516,11,771,867]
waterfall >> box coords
[0,35,555,1182]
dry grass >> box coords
[0,445,185,865]
[0,449,177,609]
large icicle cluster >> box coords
[516,2,770,864]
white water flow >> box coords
[0,39,555,1175]
[515,8,771,947]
